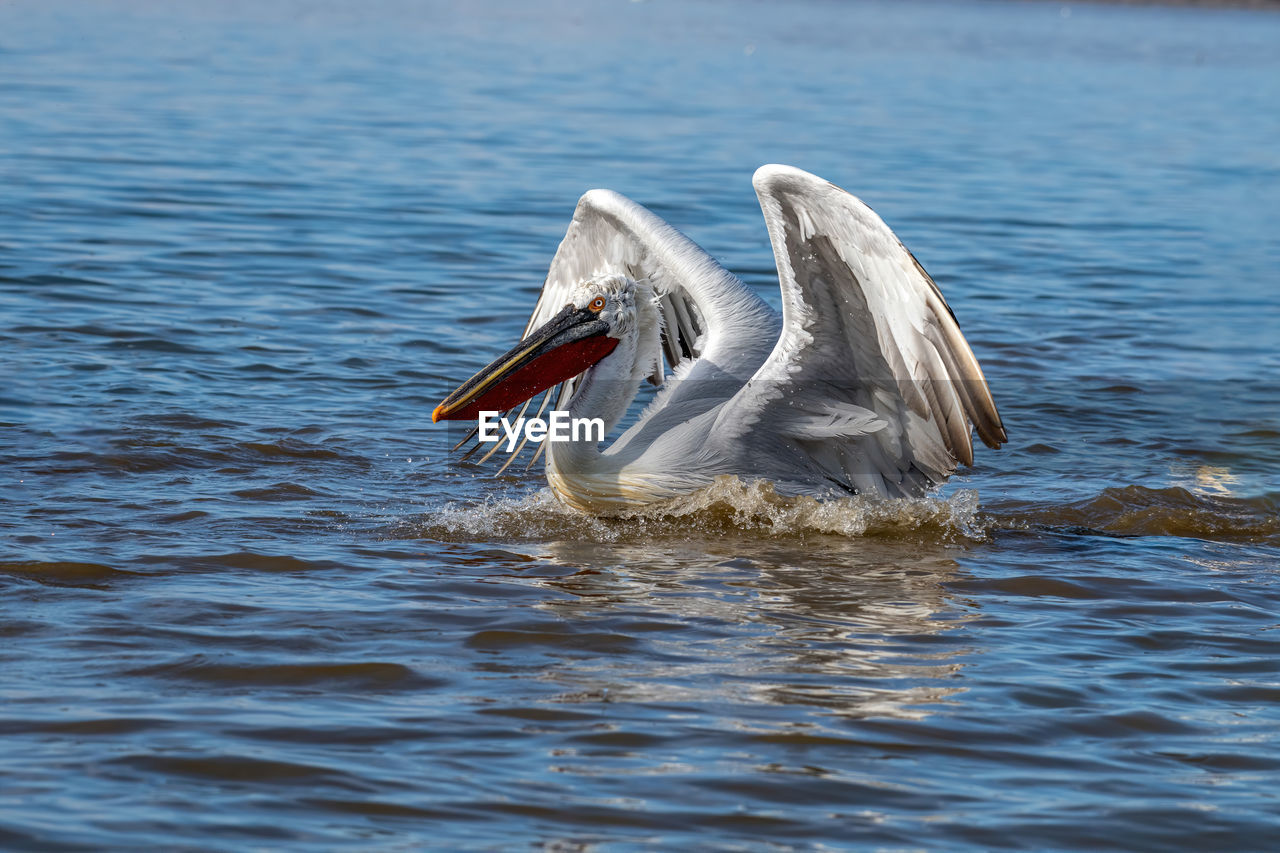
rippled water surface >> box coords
[3,0,1280,848]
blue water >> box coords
[3,0,1279,848]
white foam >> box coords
[413,476,985,542]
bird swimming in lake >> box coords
[433,165,1005,514]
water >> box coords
[2,0,1279,848]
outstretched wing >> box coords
[712,165,1005,497]
[459,188,777,472]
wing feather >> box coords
[456,188,777,468]
[712,164,1005,497]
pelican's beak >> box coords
[432,304,619,422]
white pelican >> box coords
[434,165,1005,514]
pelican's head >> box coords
[433,274,658,423]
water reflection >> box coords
[497,534,976,722]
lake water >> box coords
[3,0,1279,848]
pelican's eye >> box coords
[587,296,606,312]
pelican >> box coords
[433,165,1005,514]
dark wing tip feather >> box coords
[913,253,1006,453]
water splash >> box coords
[411,476,986,542]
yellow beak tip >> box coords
[431,405,444,424]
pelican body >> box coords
[434,165,1005,514]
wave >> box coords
[996,485,1280,544]
[409,478,1279,545]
